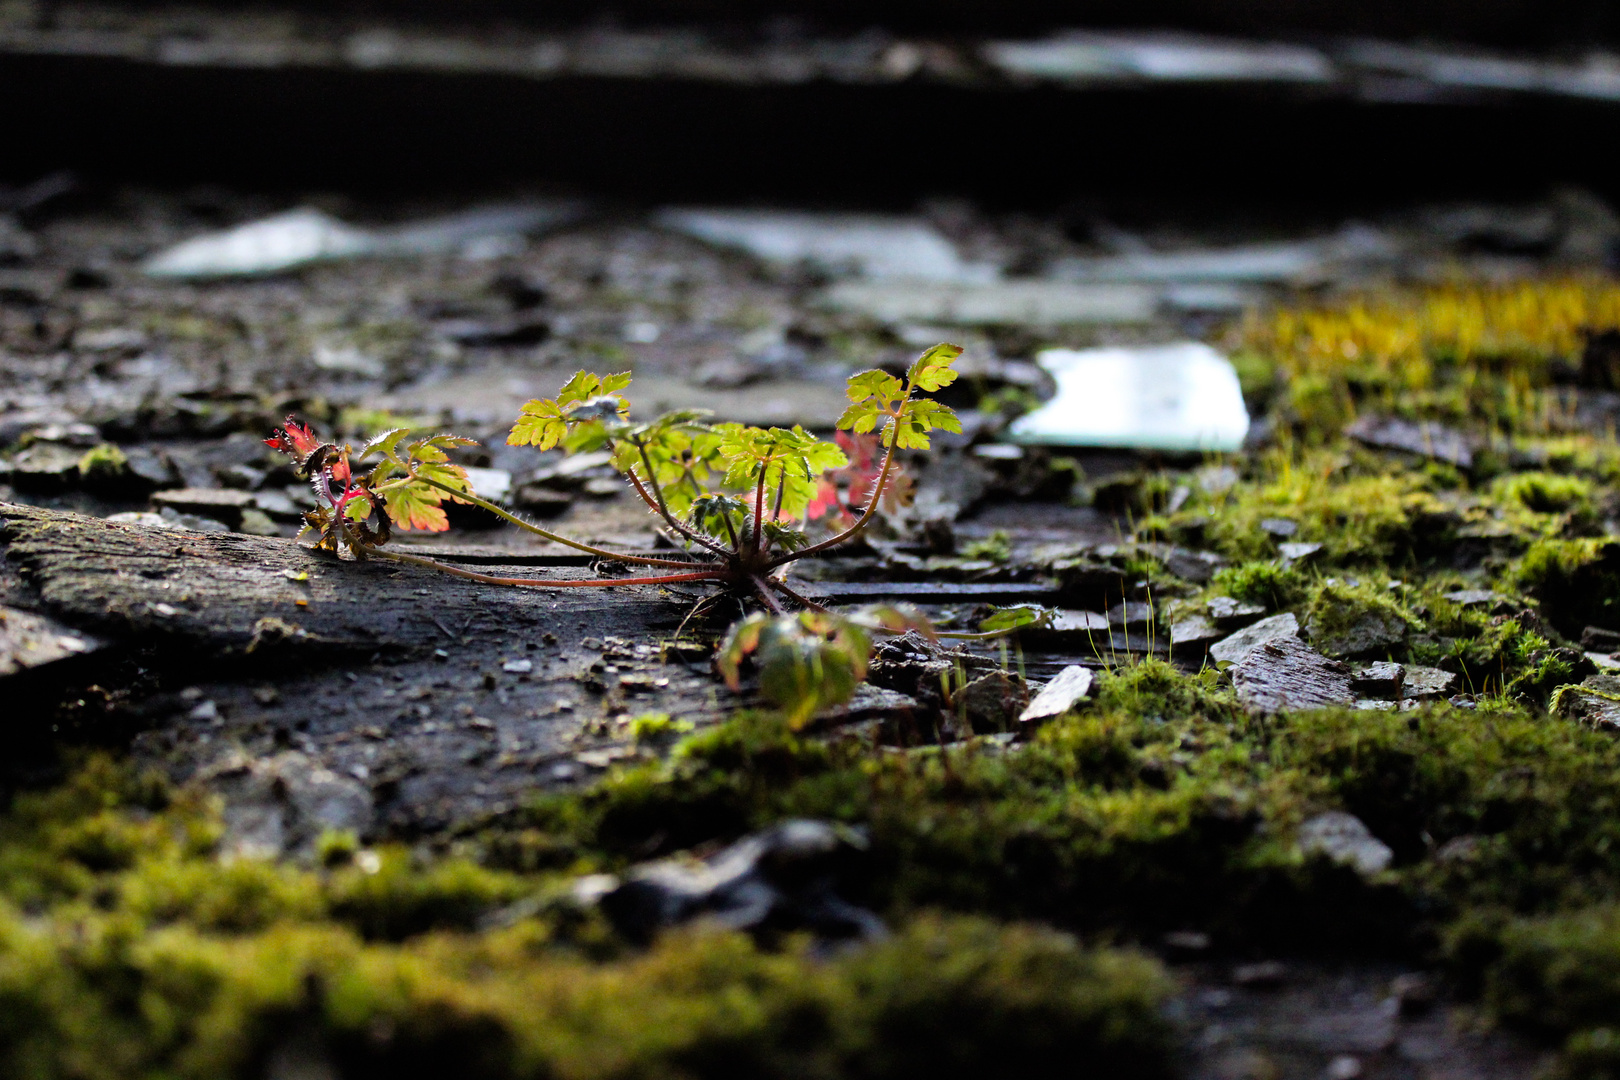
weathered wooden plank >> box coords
[0,502,696,659]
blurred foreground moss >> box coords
[0,759,1174,1079]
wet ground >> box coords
[5,180,1612,1076]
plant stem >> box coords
[405,474,709,569]
[372,547,723,588]
[768,435,897,568]
[751,468,768,554]
[767,577,829,613]
[629,448,730,556]
[753,576,787,614]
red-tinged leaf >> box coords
[266,416,322,458]
[382,484,451,532]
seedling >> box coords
[265,343,965,615]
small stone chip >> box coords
[502,658,534,675]
[1229,636,1354,713]
[1298,811,1393,875]
[1210,612,1299,665]
[1019,665,1095,723]
[1351,661,1405,698]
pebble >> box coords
[1210,612,1299,665]
[1019,665,1095,723]
[1259,518,1298,538]
[1350,661,1404,698]
[502,658,533,674]
[1298,811,1393,875]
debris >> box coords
[151,487,256,528]
[1108,601,1154,630]
[949,670,1029,734]
[1231,960,1291,988]
[142,203,577,279]
[0,605,104,678]
[1259,518,1298,538]
[1581,625,1620,652]
[1306,606,1407,659]
[1163,548,1224,583]
[1402,665,1460,699]
[983,32,1334,85]
[1209,612,1299,665]
[1019,665,1096,723]
[1208,596,1267,627]
[1050,225,1392,284]
[654,208,989,282]
[462,466,513,503]
[1297,811,1394,875]
[1007,343,1249,451]
[1390,972,1439,1017]
[1351,661,1405,698]
[1345,415,1477,469]
[818,280,1157,326]
[207,751,374,858]
[1169,615,1222,650]
[0,442,85,491]
[588,819,883,942]
[1278,541,1323,564]
[1229,636,1355,713]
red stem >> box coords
[767,435,897,568]
[768,577,830,613]
[375,548,723,588]
[627,472,731,557]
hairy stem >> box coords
[403,475,706,568]
[753,575,787,614]
[767,577,829,613]
[372,547,723,588]
[751,468,768,554]
[625,469,729,563]
[768,435,897,568]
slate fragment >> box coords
[948,670,1028,734]
[1346,414,1477,469]
[1019,665,1095,723]
[1306,606,1407,659]
[590,819,883,943]
[1229,637,1354,713]
[0,604,104,678]
[1297,811,1394,875]
[1210,612,1298,665]
[1554,674,1620,729]
[1208,595,1266,628]
[1402,665,1459,699]
[1350,661,1405,699]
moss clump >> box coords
[1302,580,1415,659]
[1240,276,1620,437]
[1507,538,1620,638]
[1194,448,1451,568]
[0,757,1177,1079]
[1211,560,1310,610]
[75,443,129,487]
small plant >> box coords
[265,344,964,616]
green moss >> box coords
[960,529,1013,563]
[1302,579,1415,659]
[1211,560,1309,610]
[75,443,129,486]
[1507,538,1620,637]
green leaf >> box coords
[508,398,569,449]
[835,400,885,434]
[907,343,963,392]
[556,370,631,408]
[360,427,411,462]
[846,369,905,404]
[718,612,872,728]
[893,399,962,450]
[978,604,1054,633]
